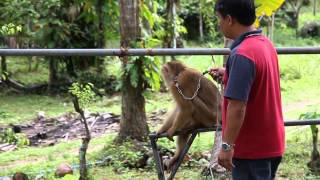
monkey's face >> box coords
[161,63,175,87]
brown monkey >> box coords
[157,60,221,169]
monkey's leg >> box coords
[156,107,178,135]
[165,134,190,170]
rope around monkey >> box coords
[174,70,222,101]
[174,74,202,100]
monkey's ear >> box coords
[162,65,169,73]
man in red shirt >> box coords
[209,0,285,179]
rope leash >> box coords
[205,56,227,180]
[174,74,202,101]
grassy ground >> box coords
[0,52,320,179]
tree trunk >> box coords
[117,0,149,143]
[271,13,275,42]
[223,38,234,66]
[308,127,320,171]
[314,0,317,16]
[267,16,272,39]
[72,97,91,180]
[79,116,91,180]
[172,0,177,49]
[79,137,90,180]
[65,58,77,77]
[287,1,303,34]
[199,0,204,42]
[1,56,7,74]
[295,12,299,36]
[96,0,106,73]
[28,57,32,72]
[311,127,319,161]
[48,57,59,94]
[207,130,231,179]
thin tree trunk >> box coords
[271,13,275,42]
[1,56,7,74]
[48,57,58,94]
[96,0,106,73]
[66,58,77,77]
[117,0,149,143]
[172,0,177,49]
[79,138,90,180]
[295,12,299,37]
[72,97,91,180]
[79,111,91,180]
[267,16,272,39]
[223,38,233,66]
[311,127,319,161]
[28,57,32,72]
[308,127,320,171]
[207,130,231,179]
[199,0,204,42]
[314,0,317,16]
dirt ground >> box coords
[0,109,166,151]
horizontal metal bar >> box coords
[0,48,230,56]
[149,120,320,139]
[0,47,319,57]
[284,119,320,126]
[149,126,220,139]
[277,47,320,55]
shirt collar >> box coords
[230,29,262,50]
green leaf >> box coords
[129,65,139,88]
[141,4,155,29]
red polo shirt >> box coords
[222,30,285,159]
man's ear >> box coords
[226,15,233,26]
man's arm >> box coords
[218,99,246,171]
[223,99,246,145]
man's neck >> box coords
[232,25,256,40]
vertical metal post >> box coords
[168,132,198,180]
[149,133,165,180]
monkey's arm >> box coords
[156,106,178,134]
[166,104,193,140]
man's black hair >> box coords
[215,0,256,26]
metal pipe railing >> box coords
[0,47,319,56]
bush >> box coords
[300,21,320,38]
[0,128,29,147]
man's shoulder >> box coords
[239,35,270,49]
[236,35,275,60]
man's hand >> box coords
[218,149,235,171]
[208,67,225,82]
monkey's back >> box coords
[176,68,220,110]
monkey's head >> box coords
[161,60,186,87]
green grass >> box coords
[0,94,73,125]
[0,133,115,177]
[0,127,318,179]
[7,57,49,84]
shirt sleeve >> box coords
[224,54,256,102]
